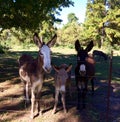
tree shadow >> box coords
[0,51,120,121]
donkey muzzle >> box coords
[79,64,86,76]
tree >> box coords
[0,0,74,31]
[0,0,74,53]
[83,0,106,47]
[103,0,120,46]
[67,13,79,23]
[83,0,120,48]
[57,13,82,47]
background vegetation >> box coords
[0,0,120,53]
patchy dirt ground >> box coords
[0,75,120,122]
[0,52,120,122]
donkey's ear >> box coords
[75,40,81,51]
[53,65,59,73]
[47,34,57,47]
[85,41,94,52]
[33,33,42,48]
[66,64,72,73]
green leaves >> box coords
[67,13,79,23]
[0,0,74,31]
[83,0,120,47]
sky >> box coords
[55,0,87,27]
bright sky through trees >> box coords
[56,0,87,26]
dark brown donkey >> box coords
[93,50,108,61]
[74,40,95,110]
[19,33,57,119]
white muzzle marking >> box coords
[40,45,51,72]
[79,64,86,76]
[80,64,86,72]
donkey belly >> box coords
[19,68,30,82]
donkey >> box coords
[93,50,108,61]
[52,64,72,114]
[74,40,95,110]
[19,33,57,119]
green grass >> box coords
[0,46,120,83]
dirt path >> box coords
[0,76,120,122]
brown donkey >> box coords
[19,33,57,119]
[75,40,95,110]
[52,64,72,114]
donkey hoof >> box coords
[30,115,34,119]
[39,111,42,116]
[64,109,67,114]
[52,109,56,114]
[25,99,30,105]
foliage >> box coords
[0,44,7,53]
[56,0,119,48]
[0,0,74,52]
[0,0,120,51]
[0,0,74,31]
[83,0,106,46]
[83,0,120,47]
[104,6,120,46]
[57,0,120,48]
[0,28,32,48]
[56,13,82,48]
[67,13,79,23]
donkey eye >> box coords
[39,52,43,56]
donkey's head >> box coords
[75,40,94,76]
[33,33,57,73]
[53,64,72,85]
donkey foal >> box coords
[52,64,72,114]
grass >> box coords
[0,46,120,122]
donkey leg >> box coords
[77,88,81,110]
[30,88,35,119]
[82,88,87,108]
[21,79,29,107]
[24,82,30,108]
[91,78,94,95]
[25,82,29,103]
[75,76,81,110]
[81,81,88,109]
[68,81,72,97]
[61,92,67,113]
[36,87,42,116]
[52,90,59,114]
[36,94,42,116]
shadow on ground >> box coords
[0,51,120,122]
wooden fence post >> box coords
[106,51,113,122]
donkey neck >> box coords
[36,55,44,73]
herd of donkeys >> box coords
[18,33,108,119]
